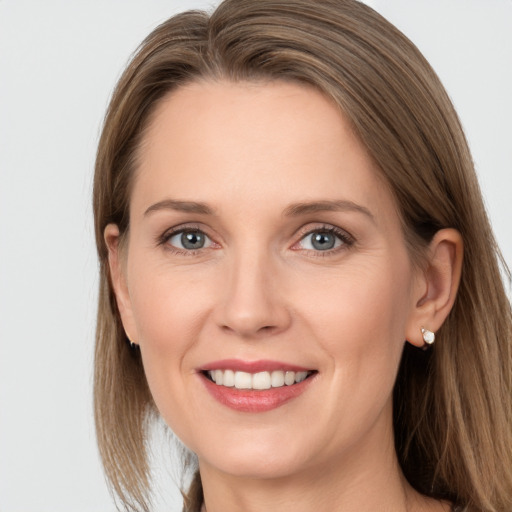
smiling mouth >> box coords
[202,369,316,390]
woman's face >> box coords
[110,80,425,480]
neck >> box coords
[197,406,446,512]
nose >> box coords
[214,250,292,339]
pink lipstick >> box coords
[198,359,316,413]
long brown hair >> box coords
[93,1,512,511]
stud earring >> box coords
[126,336,137,349]
[421,328,435,345]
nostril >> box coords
[220,324,276,335]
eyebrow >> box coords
[144,199,215,217]
[144,198,375,222]
[283,200,375,222]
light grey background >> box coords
[0,1,510,511]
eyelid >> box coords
[155,222,354,256]
[157,223,218,254]
[291,224,355,253]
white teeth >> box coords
[234,371,252,389]
[284,371,295,386]
[223,369,235,387]
[271,370,285,387]
[252,371,271,390]
[214,369,223,385]
[206,369,312,389]
[295,371,308,383]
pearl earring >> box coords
[126,335,137,349]
[421,328,435,345]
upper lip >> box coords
[200,359,314,373]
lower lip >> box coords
[200,373,315,412]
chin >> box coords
[194,431,313,479]
[202,451,309,480]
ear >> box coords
[406,228,463,348]
[104,223,139,345]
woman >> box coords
[92,1,512,511]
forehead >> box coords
[133,79,397,224]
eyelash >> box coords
[157,223,355,257]
[157,224,211,256]
[294,225,354,257]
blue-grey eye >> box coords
[299,230,343,251]
[168,230,212,250]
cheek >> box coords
[125,257,216,416]
[300,254,413,407]
[128,256,213,347]
[304,255,413,348]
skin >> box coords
[106,80,462,512]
